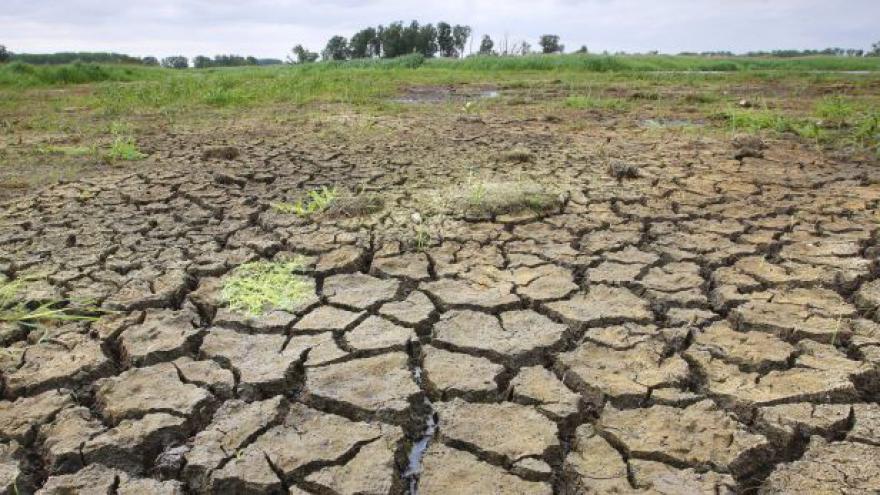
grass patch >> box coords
[814,96,855,126]
[106,135,146,161]
[36,144,96,157]
[287,186,338,217]
[221,260,311,316]
[0,278,102,327]
[432,178,563,217]
[272,188,382,218]
[324,192,384,217]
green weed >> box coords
[36,144,96,157]
[106,135,146,161]
[814,96,855,126]
[0,278,102,327]
[221,260,311,316]
[289,186,338,217]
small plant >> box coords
[0,278,102,327]
[814,96,854,127]
[221,259,311,316]
[106,135,147,161]
[290,186,338,217]
[105,122,146,161]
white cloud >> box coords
[1,0,877,59]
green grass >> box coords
[221,260,312,316]
[428,54,880,73]
[0,61,163,88]
[106,135,146,161]
[717,104,880,155]
[285,186,338,217]
[0,278,102,327]
[36,144,96,157]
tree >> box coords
[141,56,159,66]
[193,55,212,69]
[350,28,378,58]
[869,41,880,57]
[417,23,438,57]
[379,22,405,58]
[575,45,588,54]
[518,41,532,56]
[538,34,564,54]
[452,25,472,58]
[437,22,455,57]
[323,36,350,61]
[0,45,10,64]
[161,56,188,69]
[402,21,421,55]
[289,44,319,64]
[478,35,495,55]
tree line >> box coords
[289,21,473,63]
[1,38,880,68]
[294,21,573,62]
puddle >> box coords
[392,86,500,104]
[403,362,438,494]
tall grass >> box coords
[427,54,880,72]
[2,53,878,91]
[0,61,163,87]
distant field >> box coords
[2,53,880,88]
[1,53,878,198]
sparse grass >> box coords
[0,278,102,327]
[324,192,384,217]
[498,147,535,163]
[815,96,855,126]
[273,188,381,218]
[564,95,630,111]
[220,259,311,316]
[432,178,563,217]
[36,144,96,157]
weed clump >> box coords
[608,160,640,180]
[499,147,535,163]
[434,179,562,217]
[221,260,311,316]
[732,134,767,160]
[201,146,240,161]
[324,193,384,217]
[273,186,338,217]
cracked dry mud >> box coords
[1,104,880,495]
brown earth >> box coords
[0,91,879,494]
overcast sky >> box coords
[2,0,878,59]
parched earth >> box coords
[1,105,880,494]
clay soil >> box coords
[1,75,880,494]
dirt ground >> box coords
[1,82,880,494]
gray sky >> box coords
[2,0,877,59]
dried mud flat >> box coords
[1,105,880,495]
